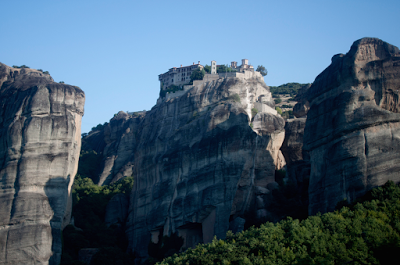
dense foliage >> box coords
[77,150,103,182]
[158,181,400,265]
[190,68,205,83]
[269,83,310,97]
[61,175,134,265]
[256,65,268,76]
[91,122,108,132]
[216,65,236,73]
[12,64,30,68]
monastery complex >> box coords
[158,59,256,90]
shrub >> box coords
[251,108,258,117]
[160,85,183,98]
[275,106,282,115]
[190,68,205,82]
[229,94,241,103]
[274,98,282,104]
[61,175,134,263]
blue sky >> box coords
[2,0,399,133]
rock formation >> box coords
[0,63,85,265]
[82,73,286,258]
[302,38,400,215]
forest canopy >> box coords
[158,181,400,265]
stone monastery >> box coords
[158,59,255,90]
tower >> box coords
[211,60,217,74]
[241,59,248,66]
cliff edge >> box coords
[302,38,400,215]
[0,63,85,265]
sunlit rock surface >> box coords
[0,63,85,265]
[127,76,286,258]
[83,73,285,258]
[302,38,400,215]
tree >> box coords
[256,65,268,76]
[190,68,205,82]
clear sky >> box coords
[2,0,399,133]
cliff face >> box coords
[84,73,285,258]
[302,38,400,215]
[0,63,85,265]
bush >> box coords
[229,94,241,103]
[274,98,282,104]
[160,85,183,98]
[281,110,294,119]
[61,175,134,264]
[190,68,205,82]
[270,83,310,96]
[256,65,268,76]
[275,106,282,115]
[251,108,258,117]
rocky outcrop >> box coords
[127,76,285,258]
[83,73,285,258]
[105,193,129,227]
[302,38,400,215]
[0,63,85,265]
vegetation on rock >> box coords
[269,83,310,97]
[61,175,134,265]
[256,65,268,76]
[228,93,241,103]
[190,68,205,83]
[12,65,30,68]
[251,108,258,118]
[160,85,184,98]
[158,181,400,265]
[216,65,236,73]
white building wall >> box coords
[211,61,217,74]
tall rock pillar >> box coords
[0,63,85,265]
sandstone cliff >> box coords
[302,38,400,215]
[0,63,85,265]
[82,73,286,258]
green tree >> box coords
[204,64,211,73]
[256,65,268,76]
[190,68,205,82]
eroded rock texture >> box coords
[83,74,285,258]
[128,77,286,258]
[0,63,85,265]
[303,38,400,215]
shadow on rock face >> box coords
[44,176,72,265]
